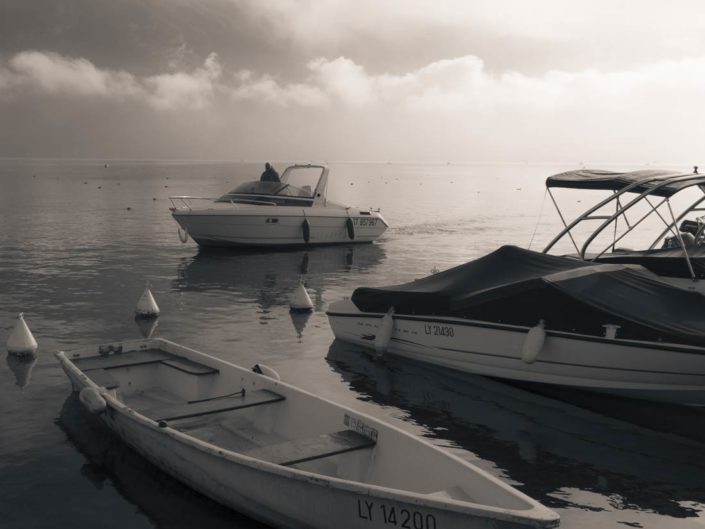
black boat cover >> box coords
[351,246,705,346]
[545,169,705,197]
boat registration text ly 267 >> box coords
[357,499,438,529]
[354,217,379,227]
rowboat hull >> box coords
[56,338,558,529]
[327,299,705,406]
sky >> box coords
[2,0,705,163]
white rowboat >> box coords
[56,338,559,529]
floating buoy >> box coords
[521,320,546,364]
[602,324,621,339]
[135,284,160,318]
[302,218,311,243]
[79,387,107,414]
[177,227,189,243]
[7,313,38,356]
[346,217,355,240]
[374,306,395,356]
[290,280,313,312]
[252,363,281,381]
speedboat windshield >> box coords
[215,165,325,205]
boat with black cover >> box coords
[327,246,705,405]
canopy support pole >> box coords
[593,197,669,261]
[547,189,581,256]
[649,192,705,249]
[666,199,697,281]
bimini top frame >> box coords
[542,169,705,279]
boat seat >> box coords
[244,429,376,466]
[88,369,120,390]
[75,350,219,377]
[75,350,173,371]
[161,358,219,375]
[141,389,285,422]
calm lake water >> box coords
[1,159,704,529]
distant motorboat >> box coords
[56,338,558,529]
[170,164,387,247]
[327,246,705,406]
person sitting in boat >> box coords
[260,162,280,182]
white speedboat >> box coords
[327,246,705,406]
[542,168,705,292]
[170,164,388,247]
[56,338,559,529]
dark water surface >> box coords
[1,160,704,528]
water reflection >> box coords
[6,353,37,389]
[325,340,705,519]
[135,316,159,339]
[173,244,385,312]
[289,311,311,339]
[57,394,264,529]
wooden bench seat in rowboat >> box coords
[140,389,285,422]
[244,430,376,466]
[74,350,218,376]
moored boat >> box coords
[327,246,705,406]
[542,168,705,292]
[169,164,388,247]
[56,338,559,529]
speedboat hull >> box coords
[172,207,387,247]
[56,338,558,529]
[327,299,705,406]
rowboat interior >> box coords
[63,341,540,514]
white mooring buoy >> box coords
[374,306,395,356]
[7,313,38,357]
[135,284,160,318]
[289,279,313,312]
[521,319,546,364]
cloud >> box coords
[4,48,705,163]
[144,52,222,110]
[0,50,223,110]
[230,70,328,107]
[6,51,140,98]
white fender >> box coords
[252,363,281,381]
[79,387,107,414]
[7,313,38,356]
[290,280,313,311]
[178,227,189,243]
[602,324,621,339]
[521,320,546,364]
[135,284,160,318]
[374,306,395,355]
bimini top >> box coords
[351,246,705,346]
[545,169,705,197]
